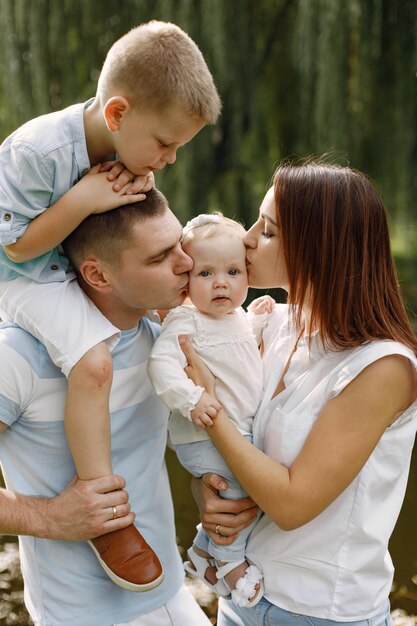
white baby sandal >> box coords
[184,547,230,597]
[216,560,264,608]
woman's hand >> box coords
[191,474,259,545]
[179,335,216,395]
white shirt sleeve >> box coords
[246,308,270,346]
[147,308,205,421]
[246,301,286,346]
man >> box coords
[0,188,212,626]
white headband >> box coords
[182,213,221,236]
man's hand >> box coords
[46,475,134,541]
[99,161,155,194]
[191,473,259,545]
[190,391,222,428]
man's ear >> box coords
[103,96,131,132]
[79,257,113,293]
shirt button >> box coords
[3,213,11,221]
[50,264,59,271]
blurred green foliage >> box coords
[0,0,415,322]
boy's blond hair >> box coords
[97,20,221,123]
[181,213,245,248]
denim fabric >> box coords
[217,597,393,626]
[176,436,260,562]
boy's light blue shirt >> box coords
[0,319,184,626]
[0,101,92,282]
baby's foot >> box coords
[188,546,217,585]
[183,545,230,597]
[216,559,264,608]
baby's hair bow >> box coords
[182,213,221,236]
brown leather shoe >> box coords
[88,524,164,592]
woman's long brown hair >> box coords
[273,161,417,355]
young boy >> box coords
[0,20,221,592]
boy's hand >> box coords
[99,161,155,194]
[190,390,222,428]
[71,164,146,216]
[248,295,275,315]
[138,172,155,193]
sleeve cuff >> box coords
[0,211,29,245]
[185,386,205,422]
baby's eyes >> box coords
[198,268,240,277]
[261,231,273,239]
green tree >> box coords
[0,0,415,311]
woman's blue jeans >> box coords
[217,597,393,626]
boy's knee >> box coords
[70,343,113,387]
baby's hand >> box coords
[191,391,222,429]
[99,161,155,194]
[248,295,275,315]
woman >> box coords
[181,161,417,626]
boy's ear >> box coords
[79,257,113,293]
[103,96,131,132]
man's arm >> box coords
[0,421,133,540]
[0,328,137,541]
[191,474,258,545]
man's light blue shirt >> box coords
[0,319,184,626]
[0,101,92,282]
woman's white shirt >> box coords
[246,304,417,620]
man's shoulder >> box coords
[0,321,37,344]
[141,315,162,338]
[0,323,64,383]
[0,322,49,373]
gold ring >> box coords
[112,506,117,520]
[215,524,221,535]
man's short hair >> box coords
[63,187,168,270]
[97,20,221,124]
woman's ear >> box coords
[79,256,113,293]
[103,96,130,132]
